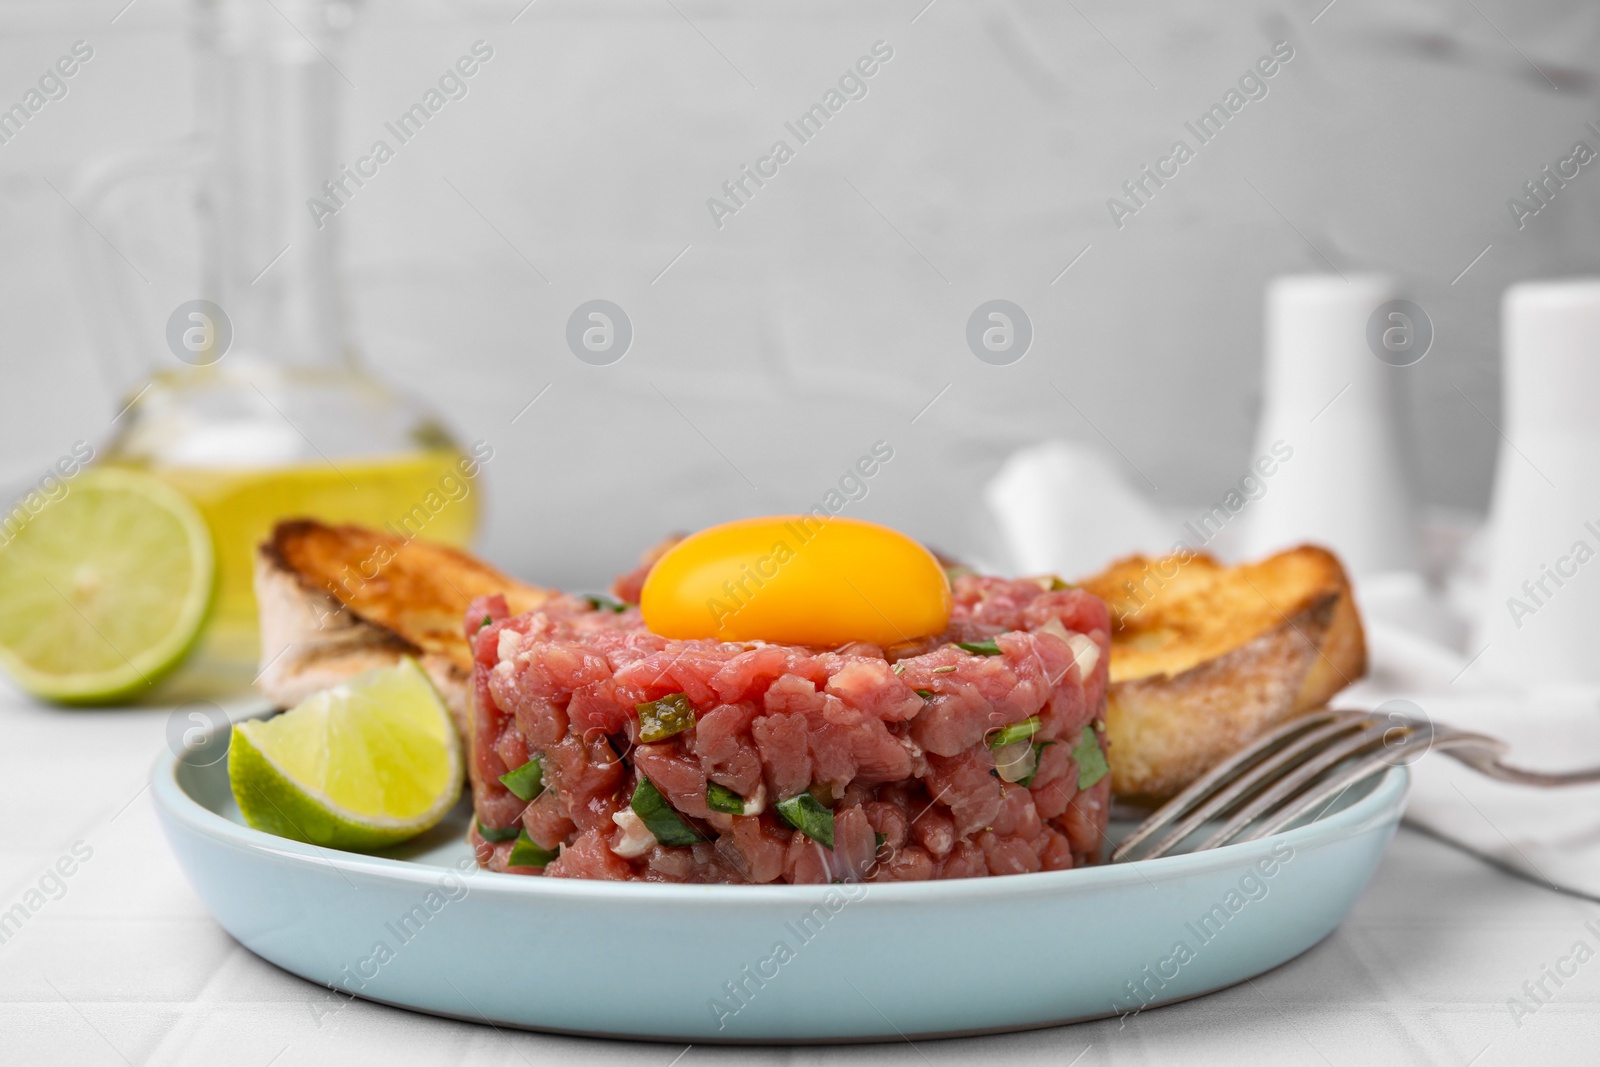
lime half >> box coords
[230,659,462,850]
[0,466,214,704]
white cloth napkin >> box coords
[986,441,1600,900]
[984,441,1175,578]
[1349,611,1600,902]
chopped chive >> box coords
[932,665,957,674]
[874,832,888,850]
[956,638,1003,656]
[476,819,521,843]
[478,615,493,630]
[915,688,936,699]
[508,830,559,868]
[583,593,629,613]
[775,792,835,850]
[891,663,906,676]
[706,782,745,815]
[1074,727,1109,789]
[988,716,1041,748]
[498,756,545,801]
[631,777,706,847]
[636,692,696,743]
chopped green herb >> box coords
[891,663,906,676]
[631,776,706,847]
[932,665,958,674]
[874,832,888,851]
[476,819,521,843]
[915,688,936,699]
[956,638,1003,656]
[1074,727,1109,789]
[498,756,545,801]
[988,716,1041,748]
[706,782,745,815]
[583,593,629,613]
[1017,742,1053,787]
[508,830,559,868]
[478,615,493,630]
[776,791,835,850]
[636,692,696,743]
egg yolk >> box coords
[640,516,952,648]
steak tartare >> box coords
[466,574,1111,883]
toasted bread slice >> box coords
[255,520,548,733]
[1076,545,1366,800]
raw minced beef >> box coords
[466,574,1112,884]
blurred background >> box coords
[2,0,1597,613]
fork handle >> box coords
[1445,745,1600,787]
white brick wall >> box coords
[2,0,1596,586]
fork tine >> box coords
[1113,710,1373,862]
[1121,715,1377,862]
[1233,742,1418,843]
[1239,725,1600,843]
[1188,720,1399,852]
[1113,707,1600,865]
[1111,708,1355,861]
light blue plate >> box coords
[153,726,1407,1043]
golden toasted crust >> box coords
[1294,571,1365,713]
[254,520,550,738]
[262,519,548,673]
[1077,544,1367,799]
[252,550,439,705]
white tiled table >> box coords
[3,679,1596,1066]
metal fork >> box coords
[1112,707,1600,863]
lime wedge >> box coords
[0,466,214,704]
[229,659,462,850]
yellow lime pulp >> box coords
[105,448,479,666]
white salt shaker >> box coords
[1238,274,1421,578]
[1475,279,1600,685]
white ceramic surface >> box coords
[1477,278,1600,685]
[1241,274,1421,576]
